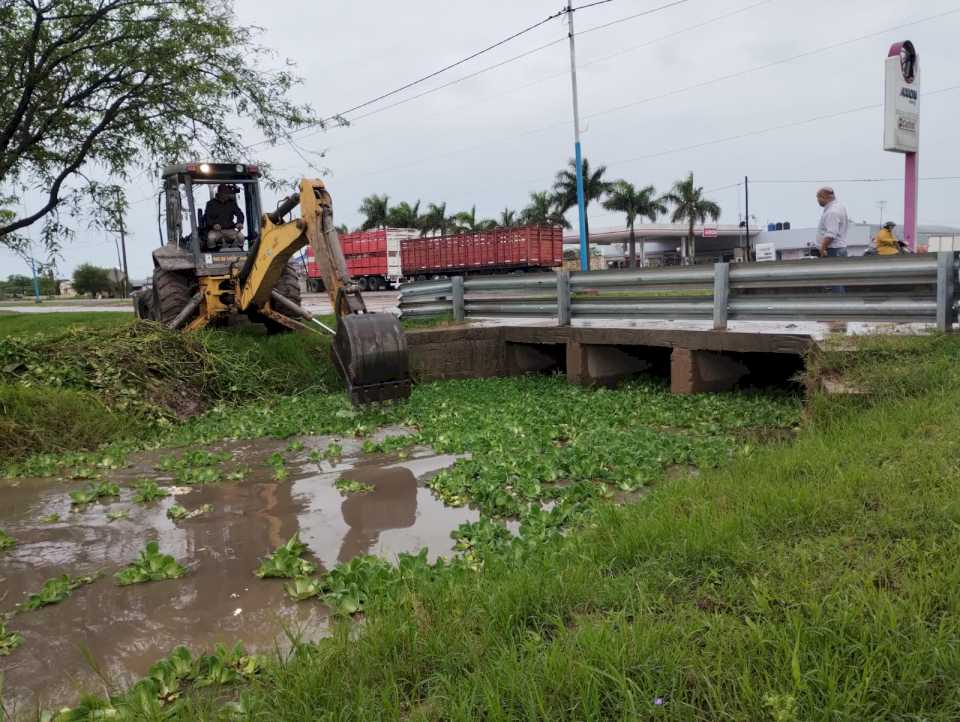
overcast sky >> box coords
[4,0,960,280]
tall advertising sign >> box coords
[884,41,919,249]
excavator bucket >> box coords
[332,313,412,406]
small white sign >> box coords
[755,243,777,262]
[927,236,960,252]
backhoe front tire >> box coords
[153,268,197,326]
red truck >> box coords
[305,225,562,290]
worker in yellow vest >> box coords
[874,222,901,256]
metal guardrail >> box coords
[398,253,960,331]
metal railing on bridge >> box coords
[398,253,960,332]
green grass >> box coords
[0,384,136,461]
[0,311,131,337]
[54,334,960,721]
[0,317,341,463]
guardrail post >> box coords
[557,271,571,326]
[936,252,956,332]
[713,262,730,331]
[452,276,465,322]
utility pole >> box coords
[115,187,129,298]
[744,176,750,262]
[29,255,41,304]
[567,1,589,272]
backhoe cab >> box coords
[133,163,411,405]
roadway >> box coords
[0,292,403,316]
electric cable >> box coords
[249,0,695,150]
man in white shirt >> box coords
[816,187,849,258]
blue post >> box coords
[567,3,589,272]
[574,142,588,272]
[29,256,41,304]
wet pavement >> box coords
[0,430,471,712]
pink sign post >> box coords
[884,41,920,250]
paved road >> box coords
[301,291,400,316]
[1,292,402,316]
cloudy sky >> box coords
[4,0,960,279]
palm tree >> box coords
[521,191,571,229]
[335,223,349,235]
[661,172,721,264]
[385,200,421,230]
[358,194,389,231]
[553,158,613,256]
[499,208,517,228]
[453,205,495,233]
[419,202,453,237]
[602,181,667,268]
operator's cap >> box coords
[884,221,897,229]
[217,184,240,194]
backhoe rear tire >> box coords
[153,268,197,326]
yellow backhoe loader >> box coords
[133,162,411,405]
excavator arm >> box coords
[238,179,411,405]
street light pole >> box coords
[29,255,41,304]
[566,2,589,272]
[115,187,129,298]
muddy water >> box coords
[0,430,472,712]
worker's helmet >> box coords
[217,184,240,195]
[884,221,896,229]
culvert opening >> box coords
[577,344,673,387]
[729,351,807,392]
[506,342,567,376]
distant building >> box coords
[58,279,77,297]
[565,222,960,264]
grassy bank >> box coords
[0,314,338,464]
[69,334,956,721]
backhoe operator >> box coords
[205,184,245,249]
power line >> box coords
[292,0,775,160]
[578,0,776,67]
[751,176,960,184]
[607,84,960,167]
[577,0,693,36]
[338,6,956,183]
[253,6,572,147]
[251,0,695,151]
[584,6,960,122]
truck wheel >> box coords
[356,276,369,291]
[153,268,196,326]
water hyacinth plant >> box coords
[132,479,170,503]
[334,478,374,496]
[255,534,316,579]
[0,528,15,551]
[20,574,97,611]
[69,481,120,506]
[0,622,22,656]
[166,504,213,521]
[115,541,187,585]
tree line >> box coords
[356,159,722,267]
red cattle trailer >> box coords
[305,225,562,290]
[400,226,562,279]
